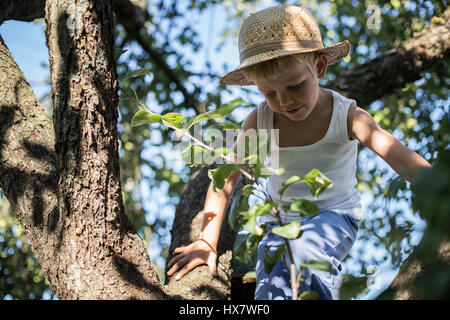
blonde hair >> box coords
[240,52,319,83]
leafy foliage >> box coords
[0,0,447,299]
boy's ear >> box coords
[316,54,328,79]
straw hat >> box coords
[219,5,351,86]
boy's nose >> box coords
[278,92,293,107]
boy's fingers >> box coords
[167,254,189,275]
[173,246,185,254]
[175,260,200,280]
[207,252,217,276]
[167,252,184,268]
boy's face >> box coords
[254,57,325,122]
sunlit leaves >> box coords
[300,169,333,199]
[278,175,302,196]
[122,68,151,82]
[272,221,303,240]
[278,169,332,199]
[191,98,243,123]
[240,201,274,235]
[287,200,319,217]
[131,110,162,127]
[181,144,205,166]
[162,112,186,129]
[298,291,319,300]
[207,164,241,192]
[300,260,332,273]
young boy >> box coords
[166,5,432,299]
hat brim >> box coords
[219,40,351,86]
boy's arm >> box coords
[348,105,432,183]
[166,166,242,280]
[167,107,258,280]
[200,167,242,251]
[200,106,259,250]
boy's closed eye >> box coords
[262,82,304,96]
[288,82,304,90]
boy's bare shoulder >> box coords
[347,104,377,141]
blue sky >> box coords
[0,2,430,300]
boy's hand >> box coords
[166,240,217,280]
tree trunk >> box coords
[42,0,165,299]
[0,0,166,299]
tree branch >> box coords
[0,0,45,24]
[325,7,450,107]
[46,0,165,299]
[0,34,59,291]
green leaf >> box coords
[288,200,319,217]
[202,147,230,165]
[240,201,273,220]
[162,112,186,128]
[300,260,332,273]
[131,110,162,127]
[233,232,264,265]
[272,221,303,239]
[243,216,264,235]
[228,188,252,231]
[115,48,128,60]
[253,201,274,217]
[296,273,305,285]
[300,169,333,198]
[298,291,319,300]
[181,144,205,166]
[241,184,255,197]
[251,160,284,179]
[211,147,229,160]
[263,244,286,275]
[207,164,241,192]
[236,200,274,234]
[123,68,151,81]
[278,175,302,196]
[192,99,242,122]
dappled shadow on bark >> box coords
[112,253,166,298]
[0,101,58,230]
[167,284,228,301]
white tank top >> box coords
[257,88,363,222]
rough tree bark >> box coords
[0,1,448,299]
[0,0,165,299]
